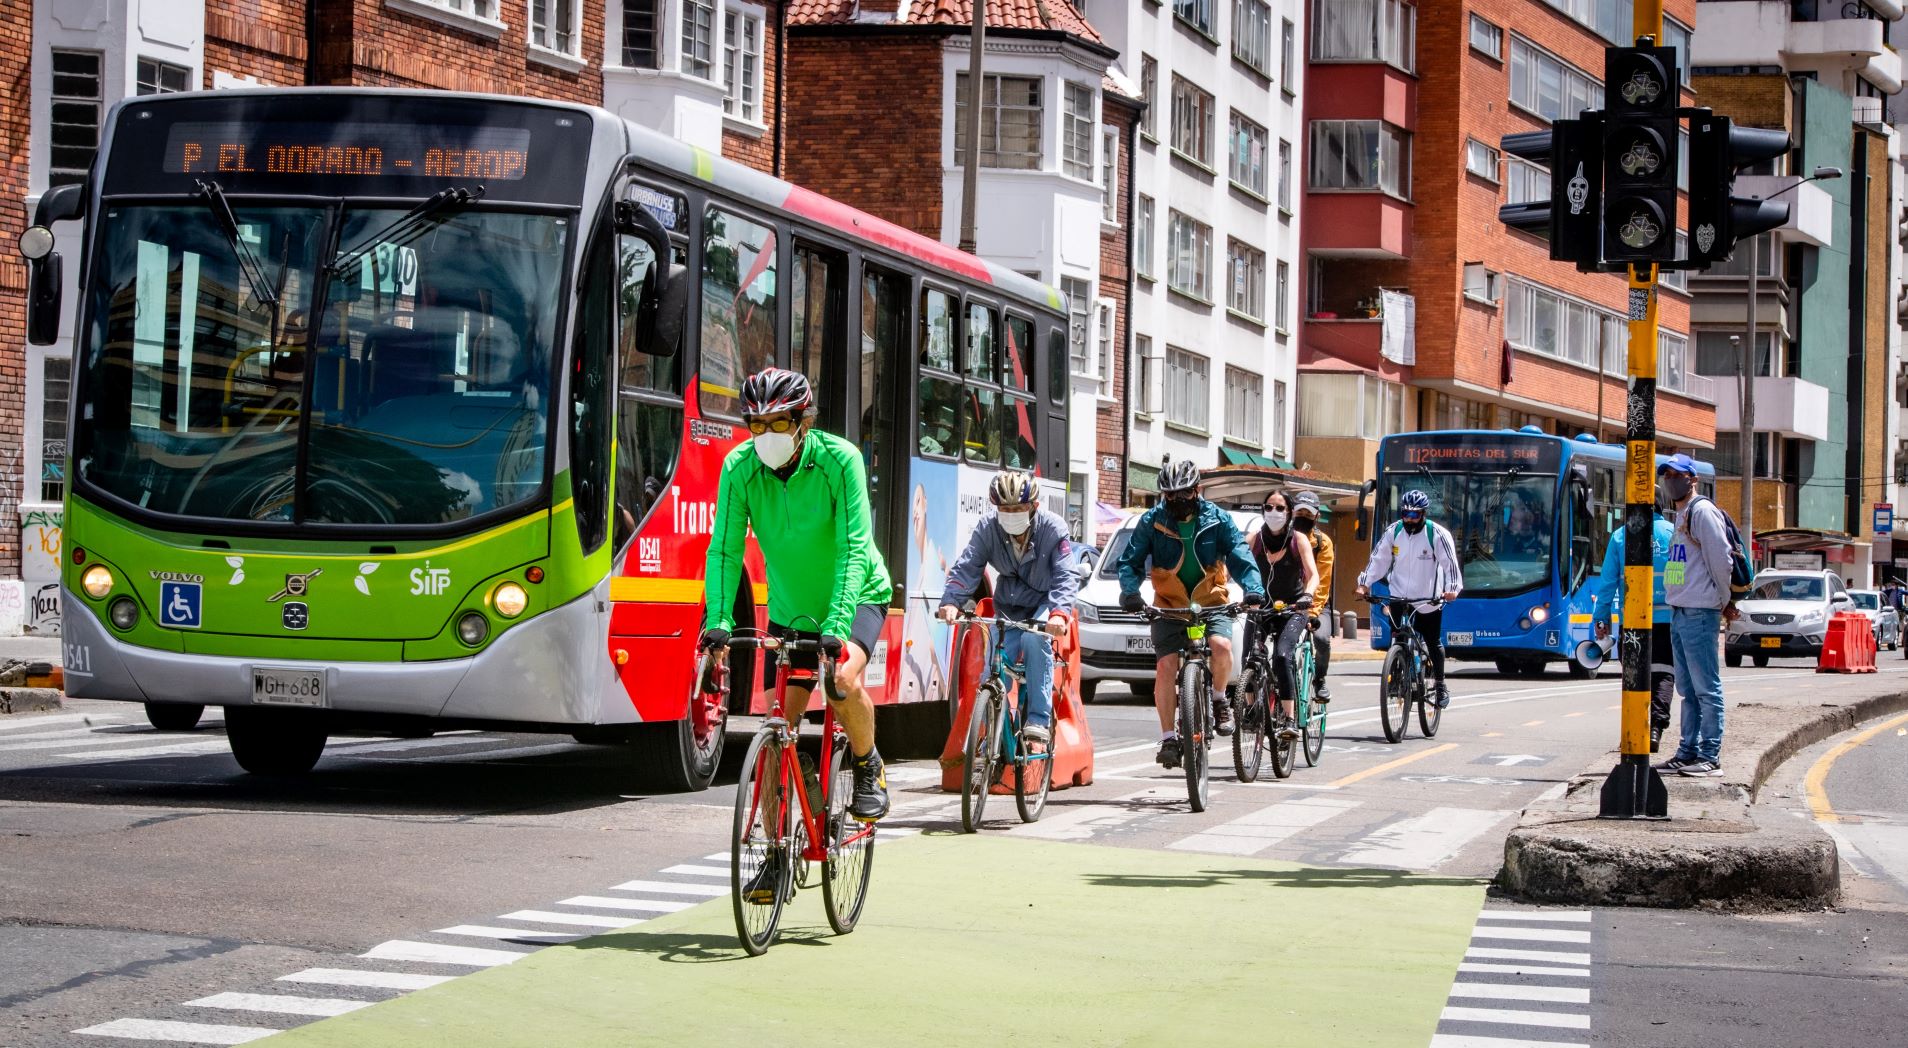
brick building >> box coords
[1,0,30,591]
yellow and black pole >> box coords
[1599,0,1670,820]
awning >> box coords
[1094,500,1124,525]
[1219,447,1280,468]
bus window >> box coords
[921,288,957,371]
[1587,464,1621,576]
[1003,315,1034,392]
[918,374,961,458]
[965,302,997,382]
[700,207,778,418]
[1047,325,1066,405]
[1002,391,1037,471]
[570,223,617,554]
[860,268,907,554]
[963,386,1003,465]
[792,246,843,401]
[613,227,686,553]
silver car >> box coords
[1849,590,1901,651]
[1724,570,1854,667]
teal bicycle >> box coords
[957,614,1058,830]
[1234,601,1325,780]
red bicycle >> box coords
[707,630,877,956]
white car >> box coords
[1075,509,1257,702]
[1725,569,1854,667]
[1848,590,1901,651]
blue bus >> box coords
[1362,427,1715,677]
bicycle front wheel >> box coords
[1380,646,1413,744]
[960,685,1001,833]
[1178,659,1211,812]
[1232,673,1267,783]
[730,729,789,956]
[1013,721,1053,823]
[822,735,875,935]
[1417,665,1443,738]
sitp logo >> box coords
[410,561,453,596]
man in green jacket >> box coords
[701,370,895,871]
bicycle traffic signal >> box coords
[1601,46,1680,262]
[1685,114,1791,266]
[1500,121,1602,267]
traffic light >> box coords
[1686,114,1791,266]
[1601,46,1680,263]
[1499,120,1602,267]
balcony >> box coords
[1733,176,1838,248]
[1711,374,1833,440]
[1691,2,1902,92]
[1305,193,1413,259]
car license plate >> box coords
[1447,631,1474,646]
[1126,635,1155,653]
[1759,637,1781,649]
[253,667,327,707]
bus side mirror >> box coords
[1570,534,1594,593]
[1352,479,1376,542]
[617,201,683,358]
[20,184,85,347]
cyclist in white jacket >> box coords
[1356,489,1464,707]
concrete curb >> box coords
[0,688,63,715]
[1498,685,1908,911]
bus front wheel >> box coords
[225,706,328,776]
[629,710,726,792]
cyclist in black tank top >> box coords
[1244,491,1319,741]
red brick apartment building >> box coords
[1297,0,1715,497]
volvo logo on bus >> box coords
[269,569,323,602]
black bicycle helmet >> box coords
[739,367,815,418]
[1159,460,1202,494]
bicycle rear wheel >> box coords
[730,729,788,956]
[822,735,875,935]
[960,685,1001,833]
[1232,672,1267,783]
[1380,647,1413,744]
[1178,659,1210,812]
[1299,638,1324,767]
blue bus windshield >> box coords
[1377,471,1557,595]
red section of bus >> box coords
[781,185,993,284]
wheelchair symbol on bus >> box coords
[159,581,202,630]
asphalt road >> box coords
[2,656,1906,1046]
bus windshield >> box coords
[1379,472,1557,595]
[75,203,569,527]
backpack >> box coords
[1690,497,1755,602]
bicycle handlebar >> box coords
[952,612,1052,634]
[1142,602,1248,621]
[1362,594,1447,611]
[701,629,841,699]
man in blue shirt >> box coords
[1593,506,1675,751]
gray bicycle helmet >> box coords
[1159,460,1202,494]
[739,367,815,418]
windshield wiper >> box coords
[326,184,486,277]
[193,179,278,308]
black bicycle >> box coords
[1367,596,1445,744]
[1144,601,1245,811]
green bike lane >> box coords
[261,832,1486,1047]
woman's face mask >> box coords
[997,510,1033,536]
[1263,509,1289,532]
[754,430,799,470]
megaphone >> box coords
[1574,635,1614,672]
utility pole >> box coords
[1742,234,1758,539]
[957,4,987,254]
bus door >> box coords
[853,264,912,574]
[790,241,849,434]
[1563,462,1602,636]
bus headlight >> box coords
[457,612,490,647]
[493,582,528,618]
[109,597,139,630]
[81,565,114,599]
[1530,606,1550,624]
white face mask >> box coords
[1263,510,1288,531]
[754,431,798,470]
[998,510,1033,536]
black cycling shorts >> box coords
[764,602,887,688]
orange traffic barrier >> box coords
[1818,611,1878,673]
[939,600,1095,793]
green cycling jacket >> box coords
[703,429,894,637]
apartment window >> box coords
[1468,14,1502,60]
[1664,18,1693,84]
[1167,348,1211,431]
[1662,232,1689,292]
[1277,139,1292,211]
[1170,76,1215,167]
[1281,19,1296,92]
[1140,55,1158,138]
[1505,277,1637,370]
[954,73,1044,170]
[1298,372,1403,439]
[1228,112,1269,197]
[1509,37,1603,122]
[1063,82,1095,179]
[532,0,579,54]
[622,0,660,67]
[1275,260,1290,330]
[135,58,190,95]
[40,357,70,502]
[1175,0,1214,36]
[1234,0,1274,77]
[415,0,497,16]
[1271,379,1288,455]
[723,9,764,122]
[1506,156,1548,204]
[1697,331,1775,378]
[1465,138,1500,181]
[1063,276,1092,376]
[682,0,716,78]
[1308,120,1411,198]
[1136,195,1155,279]
[1094,299,1116,395]
[49,50,103,187]
[1102,128,1120,223]
[1463,263,1501,304]
[1228,240,1266,320]
[1225,367,1265,445]
[1167,210,1213,301]
[1312,0,1415,72]
[1136,336,1161,414]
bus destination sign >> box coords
[162,122,533,182]
[1383,434,1562,473]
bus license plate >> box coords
[1126,635,1155,653]
[1447,631,1474,646]
[253,667,327,708]
[1759,637,1782,649]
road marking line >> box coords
[1475,910,1592,923]
[326,735,504,756]
[1457,962,1589,978]
[1521,720,1545,727]
[1430,1036,1586,1048]
[1337,807,1513,870]
[1003,785,1182,841]
[661,864,731,878]
[1471,926,1592,944]
[1438,1007,1590,1030]
[278,969,454,991]
[57,738,246,760]
[433,925,587,944]
[1564,712,1586,718]
[186,992,371,1017]
[496,909,640,929]
[557,894,696,913]
[360,940,529,967]
[1326,742,1458,788]
[1448,983,1591,1004]
[0,730,176,753]
[1465,947,1591,965]
[1481,732,1504,738]
[407,741,583,763]
[607,879,725,897]
[75,1018,281,1044]
[0,713,124,732]
[1167,797,1363,856]
[1805,711,1908,824]
[1095,741,1160,759]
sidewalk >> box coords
[263,834,1486,1048]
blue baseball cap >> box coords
[1656,453,1698,476]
